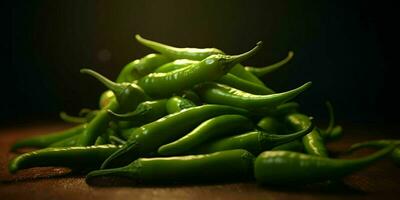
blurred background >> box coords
[2,0,397,127]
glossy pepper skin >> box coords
[86,149,255,184]
[99,90,115,109]
[135,34,224,61]
[108,99,168,128]
[256,116,287,134]
[191,121,313,155]
[77,69,149,146]
[195,82,311,111]
[165,96,196,114]
[100,105,250,169]
[10,125,85,151]
[154,59,199,73]
[116,53,171,83]
[154,59,274,95]
[254,145,394,185]
[136,42,262,98]
[347,140,400,166]
[244,51,294,77]
[285,113,328,157]
[158,114,254,156]
[8,145,122,173]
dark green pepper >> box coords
[254,145,394,185]
[158,114,254,156]
[191,121,313,155]
[285,113,328,157]
[9,145,121,174]
[10,125,85,151]
[244,51,294,77]
[135,34,224,61]
[347,140,400,166]
[101,104,250,169]
[195,82,311,111]
[135,42,262,98]
[86,149,254,184]
[116,53,171,83]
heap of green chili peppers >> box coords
[8,35,399,186]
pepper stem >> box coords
[80,69,124,94]
[226,41,263,66]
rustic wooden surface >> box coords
[1,122,399,200]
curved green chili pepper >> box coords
[158,114,254,156]
[10,125,85,151]
[165,96,196,114]
[77,69,149,146]
[136,42,262,98]
[154,59,199,73]
[86,149,254,184]
[192,121,313,155]
[347,140,400,166]
[9,145,121,174]
[244,51,294,77]
[285,113,328,157]
[153,59,273,95]
[229,64,266,86]
[116,53,171,83]
[108,99,168,128]
[101,104,250,169]
[254,145,395,185]
[195,82,311,111]
[81,69,149,112]
[319,101,344,141]
[135,34,224,60]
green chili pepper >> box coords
[195,82,311,111]
[285,113,328,157]
[81,69,148,112]
[347,140,400,166]
[244,51,294,77]
[136,42,262,98]
[158,114,254,156]
[192,121,313,155]
[319,101,343,141]
[165,96,196,114]
[108,99,168,128]
[77,69,149,146]
[116,54,171,83]
[256,116,287,134]
[86,149,254,184]
[100,104,250,169]
[9,145,121,174]
[154,59,199,73]
[254,145,395,185]
[153,59,274,95]
[10,125,85,151]
[135,35,224,60]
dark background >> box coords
[2,0,397,127]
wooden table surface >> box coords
[1,122,399,200]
